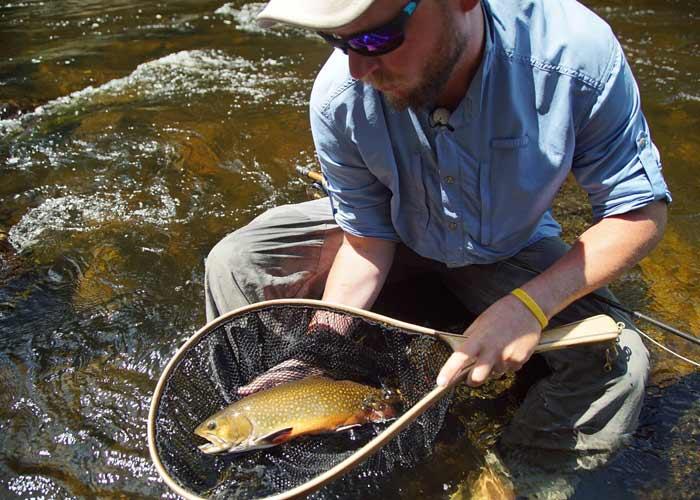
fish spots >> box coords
[196,377,401,453]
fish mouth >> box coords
[197,433,238,454]
[196,433,256,455]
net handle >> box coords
[266,310,622,499]
[432,313,622,352]
[148,299,621,500]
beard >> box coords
[379,16,468,111]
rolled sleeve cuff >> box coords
[592,177,670,219]
[329,193,401,241]
[589,136,672,220]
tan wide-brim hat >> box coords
[257,0,376,30]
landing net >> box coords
[149,301,454,499]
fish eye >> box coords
[207,421,217,431]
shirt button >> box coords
[448,222,457,230]
[444,176,455,184]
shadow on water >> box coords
[573,372,700,499]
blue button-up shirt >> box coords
[309,0,671,267]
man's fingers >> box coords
[236,361,325,396]
[436,351,471,387]
[237,373,297,396]
[236,385,259,397]
[237,376,278,396]
[467,361,494,387]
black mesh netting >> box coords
[153,303,454,499]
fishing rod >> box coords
[296,165,328,195]
[591,293,700,347]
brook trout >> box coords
[195,376,402,454]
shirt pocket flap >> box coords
[490,134,530,149]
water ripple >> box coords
[8,189,180,252]
[1,49,309,140]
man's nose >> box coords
[348,51,379,81]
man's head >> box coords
[258,0,484,111]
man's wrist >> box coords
[510,288,548,329]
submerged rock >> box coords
[0,99,39,120]
[0,230,23,286]
[73,244,131,314]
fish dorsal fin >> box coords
[254,427,294,446]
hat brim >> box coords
[256,0,376,30]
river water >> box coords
[0,0,698,498]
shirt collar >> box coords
[450,0,494,129]
[412,0,495,132]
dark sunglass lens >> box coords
[347,32,403,55]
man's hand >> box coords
[436,294,543,387]
[237,232,397,397]
[237,358,325,396]
[236,319,348,397]
[307,309,356,335]
[436,202,667,388]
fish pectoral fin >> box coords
[335,423,362,432]
[254,427,294,446]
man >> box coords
[206,0,670,458]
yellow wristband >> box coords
[510,288,548,329]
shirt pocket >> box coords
[484,134,564,247]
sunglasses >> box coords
[317,0,421,57]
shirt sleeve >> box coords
[572,41,671,220]
[309,96,400,241]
